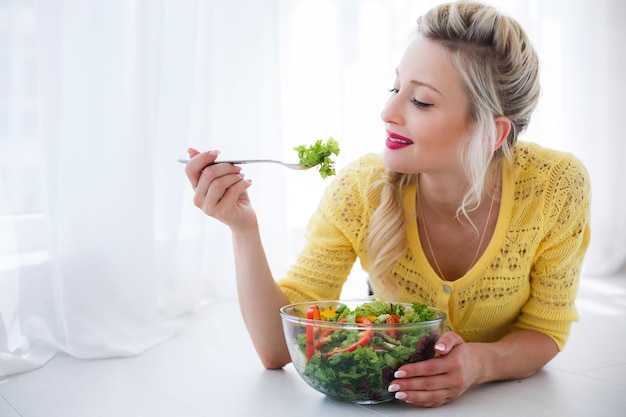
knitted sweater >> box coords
[278,141,591,350]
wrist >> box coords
[469,342,498,385]
[230,214,259,238]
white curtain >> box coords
[1,0,624,377]
[0,0,286,376]
[558,0,626,275]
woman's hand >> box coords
[388,329,558,408]
[388,332,481,408]
[184,148,255,231]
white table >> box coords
[1,275,626,417]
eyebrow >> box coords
[395,69,443,96]
[411,80,442,96]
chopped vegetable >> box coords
[294,137,340,179]
[326,317,373,357]
[305,305,321,361]
[385,314,401,338]
[290,301,443,402]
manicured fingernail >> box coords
[394,370,407,378]
[388,384,400,392]
[395,392,408,400]
[208,150,220,156]
[435,343,445,351]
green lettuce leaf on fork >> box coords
[294,137,340,179]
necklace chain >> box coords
[417,184,496,281]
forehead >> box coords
[397,36,465,98]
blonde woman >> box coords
[184,0,590,408]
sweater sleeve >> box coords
[278,155,380,303]
[513,153,591,350]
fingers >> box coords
[388,332,467,407]
[393,357,447,380]
[393,332,464,379]
[388,366,455,407]
[195,168,250,216]
[188,147,201,159]
[184,148,252,220]
[388,381,451,407]
[185,149,220,189]
[388,359,448,406]
[434,331,465,355]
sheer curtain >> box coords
[1,0,623,377]
[1,0,286,376]
[557,0,626,275]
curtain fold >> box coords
[0,0,284,376]
[559,0,626,275]
[0,0,624,377]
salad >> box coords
[286,301,444,403]
[294,137,340,179]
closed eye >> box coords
[388,87,434,109]
[411,98,434,109]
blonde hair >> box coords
[366,0,540,299]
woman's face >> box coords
[381,36,471,175]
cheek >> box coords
[419,116,468,146]
[409,120,443,146]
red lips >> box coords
[386,130,414,150]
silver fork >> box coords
[177,158,311,170]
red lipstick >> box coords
[385,130,414,150]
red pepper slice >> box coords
[318,318,346,339]
[314,317,346,350]
[326,316,373,357]
[305,305,321,362]
[386,313,401,337]
[386,314,401,324]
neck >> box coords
[417,174,467,219]
[417,170,500,219]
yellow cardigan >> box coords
[278,141,591,350]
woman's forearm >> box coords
[474,329,559,384]
[232,225,292,369]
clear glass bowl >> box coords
[279,300,446,404]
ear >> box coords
[494,116,512,150]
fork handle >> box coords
[177,158,280,165]
[211,159,277,165]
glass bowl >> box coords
[279,300,446,404]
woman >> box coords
[184,0,591,408]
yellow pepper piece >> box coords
[319,307,337,320]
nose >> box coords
[380,94,404,126]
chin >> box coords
[382,149,416,174]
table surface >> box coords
[1,274,625,417]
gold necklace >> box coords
[417,184,496,281]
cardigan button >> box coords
[443,285,451,293]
